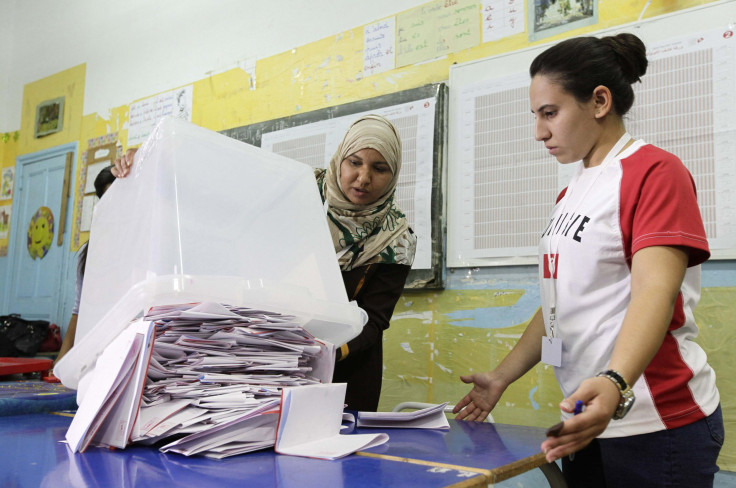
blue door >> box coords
[3,144,76,323]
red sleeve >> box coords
[620,145,710,267]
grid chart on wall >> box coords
[448,26,736,266]
[616,30,735,257]
[449,71,565,265]
[392,114,419,230]
[271,134,327,170]
[472,86,555,252]
[631,49,720,240]
[261,99,436,269]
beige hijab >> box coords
[316,115,416,271]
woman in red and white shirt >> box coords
[454,33,723,487]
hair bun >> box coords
[602,33,648,84]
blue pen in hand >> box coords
[569,400,584,461]
[573,400,584,415]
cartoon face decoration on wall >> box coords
[27,206,54,260]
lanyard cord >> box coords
[546,133,633,338]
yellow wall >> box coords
[19,64,85,156]
[0,133,19,164]
[13,64,86,251]
[200,0,719,130]
[0,134,19,256]
[6,0,733,470]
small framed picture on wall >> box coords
[34,97,65,138]
[528,0,597,42]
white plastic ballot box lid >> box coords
[55,117,367,389]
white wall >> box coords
[0,0,425,132]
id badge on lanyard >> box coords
[540,133,632,368]
[542,254,562,367]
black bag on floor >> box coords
[0,314,50,357]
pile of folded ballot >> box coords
[65,301,333,459]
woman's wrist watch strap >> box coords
[597,369,636,420]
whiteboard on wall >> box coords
[447,0,736,267]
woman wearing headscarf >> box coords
[316,114,416,411]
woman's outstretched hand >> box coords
[452,371,507,422]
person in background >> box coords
[54,166,116,365]
[317,115,416,412]
[453,33,723,487]
[112,116,416,412]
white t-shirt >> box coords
[539,140,719,438]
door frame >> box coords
[3,142,78,323]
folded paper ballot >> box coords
[65,320,155,452]
[356,402,451,429]
[159,400,281,457]
[93,320,156,449]
[275,383,388,460]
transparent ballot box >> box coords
[56,117,366,389]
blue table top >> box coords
[351,420,549,482]
[0,413,488,488]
